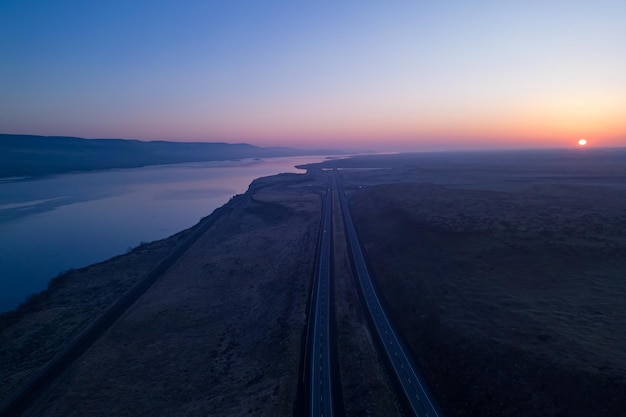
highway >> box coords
[335,170,443,417]
[309,174,335,417]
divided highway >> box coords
[308,174,335,417]
[4,170,442,417]
[335,170,443,417]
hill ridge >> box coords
[0,134,339,178]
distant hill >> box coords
[0,134,340,178]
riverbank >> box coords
[0,155,333,312]
[3,149,624,416]
[1,172,326,415]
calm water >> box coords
[0,156,328,312]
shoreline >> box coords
[0,190,250,415]
[0,155,335,313]
[3,150,625,416]
[0,170,332,415]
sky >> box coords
[1,0,625,151]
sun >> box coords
[578,139,587,146]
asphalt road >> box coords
[309,174,335,417]
[335,171,443,417]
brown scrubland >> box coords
[2,173,323,416]
[322,149,626,417]
[2,149,625,417]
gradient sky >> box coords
[1,1,625,151]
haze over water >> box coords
[0,156,327,312]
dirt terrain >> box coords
[328,149,626,416]
[1,169,398,417]
[9,173,322,416]
[2,149,625,416]
[0,228,193,402]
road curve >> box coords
[309,174,335,417]
[335,170,444,417]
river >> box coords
[0,156,328,312]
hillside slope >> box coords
[0,134,336,178]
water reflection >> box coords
[0,156,328,311]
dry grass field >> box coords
[20,173,323,417]
[1,167,412,417]
[1,173,327,416]
[2,149,624,417]
[0,229,193,402]
[329,149,626,416]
